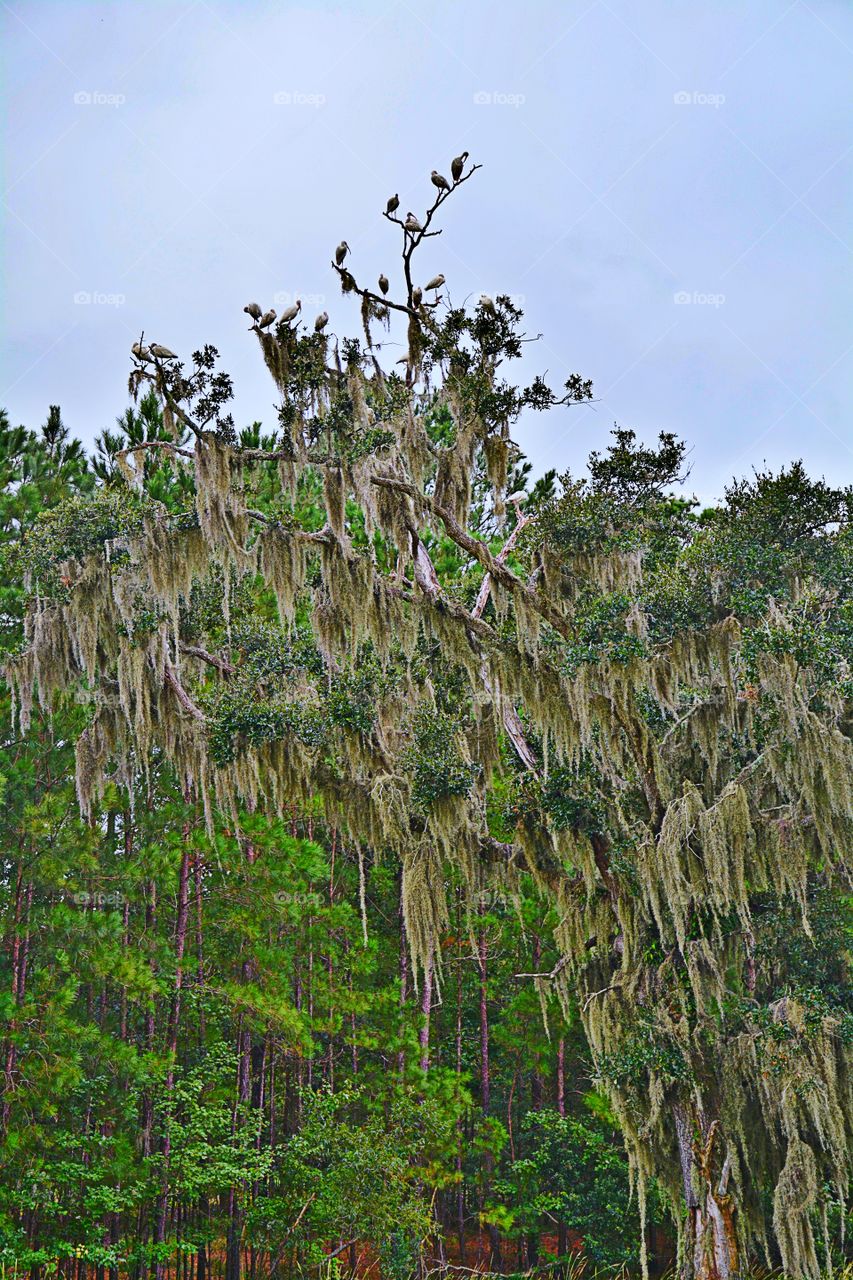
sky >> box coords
[2,0,851,504]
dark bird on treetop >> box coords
[451,151,468,182]
[335,241,350,265]
[386,194,399,214]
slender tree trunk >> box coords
[398,873,408,1075]
[419,940,434,1073]
[526,935,542,1266]
[557,1037,568,1264]
[478,921,502,1270]
[1,867,26,1132]
[455,893,467,1267]
[193,853,206,1045]
[135,878,158,1276]
[154,831,192,1278]
[226,836,258,1280]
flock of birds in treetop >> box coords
[129,154,490,367]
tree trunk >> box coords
[154,834,192,1278]
[674,1104,739,1280]
[526,935,542,1265]
[1,867,27,1132]
[478,921,502,1270]
[398,873,408,1075]
[556,1037,568,1265]
[455,893,467,1267]
[419,940,434,1073]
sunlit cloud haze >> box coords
[3,0,851,503]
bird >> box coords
[425,273,445,292]
[451,151,469,182]
[386,193,399,214]
[243,302,262,322]
[412,286,423,306]
[314,311,329,331]
[479,294,496,314]
[404,212,422,233]
[131,341,150,360]
[507,489,527,505]
[431,170,450,191]
[378,274,390,295]
[258,310,276,330]
[149,344,178,360]
[335,240,350,265]
[279,299,301,324]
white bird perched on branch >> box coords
[131,341,150,360]
[424,274,445,292]
[404,212,422,234]
[431,170,450,191]
[386,193,399,214]
[451,151,469,182]
[479,294,496,314]
[314,311,329,331]
[507,489,527,506]
[258,310,276,330]
[378,274,389,295]
[150,344,178,360]
[279,299,301,324]
[335,241,350,265]
[412,286,423,307]
[243,302,262,322]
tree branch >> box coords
[164,663,205,720]
[371,473,573,641]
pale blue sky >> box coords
[2,0,851,502]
